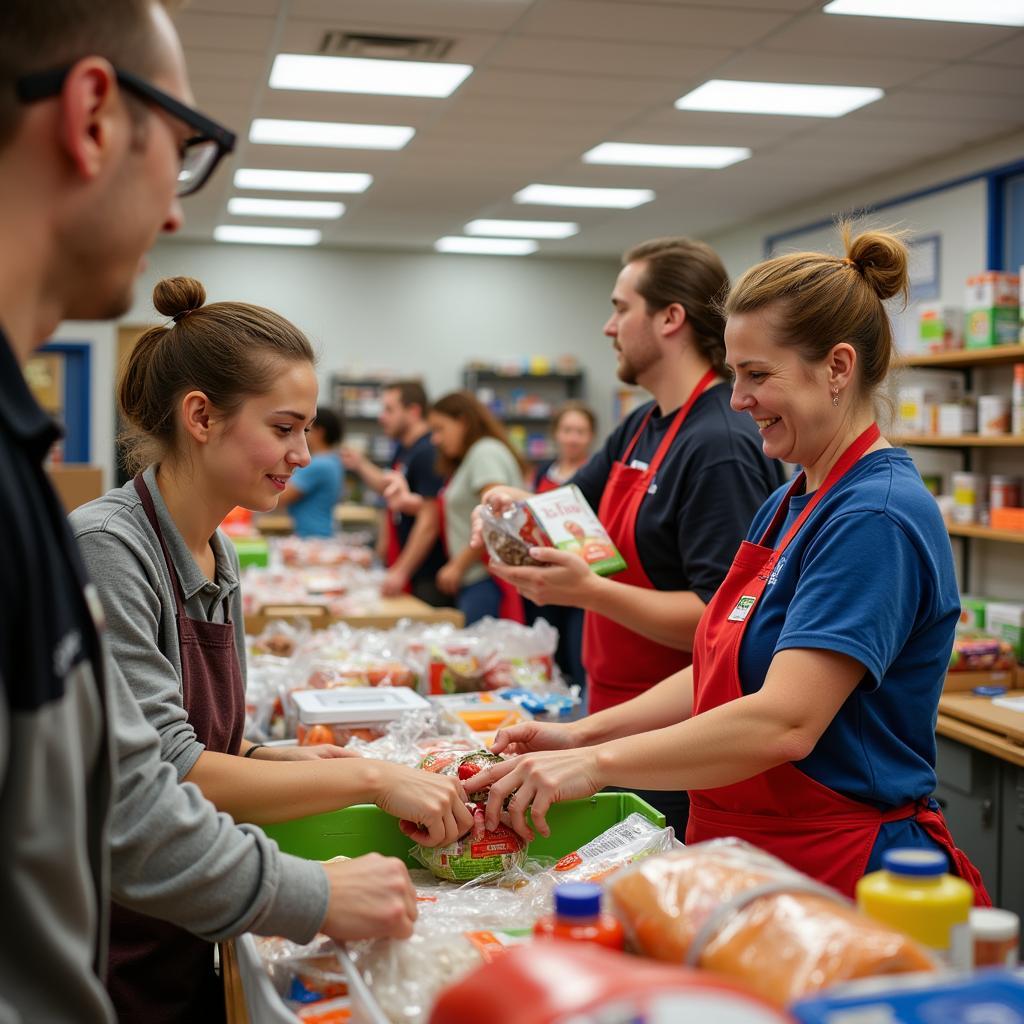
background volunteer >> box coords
[278,405,344,539]
[344,380,448,604]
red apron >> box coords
[685,425,990,904]
[583,369,717,714]
[108,475,247,1024]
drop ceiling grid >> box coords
[176,0,1024,254]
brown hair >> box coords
[384,379,429,417]
[725,222,908,402]
[118,276,316,473]
[430,391,528,478]
[0,0,174,149]
[552,401,597,435]
[623,237,730,376]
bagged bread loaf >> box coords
[608,839,936,1008]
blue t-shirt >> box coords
[737,448,960,867]
[289,453,343,538]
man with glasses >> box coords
[0,3,418,1022]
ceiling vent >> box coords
[318,32,454,61]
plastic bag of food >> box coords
[607,838,937,1008]
[348,878,538,1024]
[343,709,478,767]
[254,934,350,1006]
[480,502,546,568]
[249,617,311,659]
[411,750,528,882]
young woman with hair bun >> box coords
[465,226,990,907]
[71,277,473,1023]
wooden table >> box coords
[245,593,464,634]
[937,688,1024,768]
[222,941,249,1024]
[254,504,380,537]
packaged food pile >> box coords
[277,536,375,569]
[481,484,626,577]
[244,618,574,743]
[607,838,937,1008]
[948,632,1017,672]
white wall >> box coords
[114,242,619,464]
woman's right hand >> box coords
[490,720,582,756]
[321,853,417,941]
[370,762,475,848]
[470,485,531,549]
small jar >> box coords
[971,907,1020,968]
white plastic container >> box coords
[951,472,986,524]
[938,401,976,436]
[292,687,429,726]
[978,395,1011,436]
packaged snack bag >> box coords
[483,485,626,576]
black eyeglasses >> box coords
[16,66,236,197]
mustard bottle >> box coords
[856,849,973,971]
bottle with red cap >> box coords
[532,883,625,951]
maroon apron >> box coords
[107,475,246,1024]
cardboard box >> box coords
[965,271,1020,348]
[986,601,1024,663]
[526,484,627,576]
[918,304,963,352]
[957,594,988,632]
[47,464,103,513]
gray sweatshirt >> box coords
[72,466,249,779]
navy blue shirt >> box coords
[738,448,960,817]
[392,433,446,583]
[572,383,786,602]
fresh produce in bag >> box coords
[607,839,937,1008]
[412,750,528,881]
[429,942,793,1024]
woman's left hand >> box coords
[265,744,363,761]
[489,547,595,607]
[436,560,463,595]
[462,748,604,841]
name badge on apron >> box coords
[727,595,757,622]
[628,459,649,471]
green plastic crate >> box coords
[264,792,666,864]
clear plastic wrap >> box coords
[343,710,478,766]
[479,502,546,568]
[607,838,938,1008]
[348,876,539,1024]
[253,933,351,1007]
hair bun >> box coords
[153,276,206,321]
[844,228,908,303]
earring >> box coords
[832,386,840,407]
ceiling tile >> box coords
[487,35,734,81]
[173,12,276,53]
[515,1,794,46]
[762,12,1016,61]
[287,0,533,33]
[973,31,1024,66]
[714,50,938,89]
[907,63,1024,98]
[457,67,684,104]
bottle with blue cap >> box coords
[856,848,973,970]
[532,882,625,951]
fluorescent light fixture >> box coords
[464,219,579,239]
[434,236,538,256]
[214,226,321,247]
[514,184,655,209]
[250,118,414,150]
[824,0,1024,26]
[583,142,751,169]
[675,79,883,117]
[234,168,372,194]
[227,197,344,219]
[270,53,473,98]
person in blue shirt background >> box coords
[279,406,344,538]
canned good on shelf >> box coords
[990,475,1021,511]
[978,394,1010,436]
[952,472,986,524]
